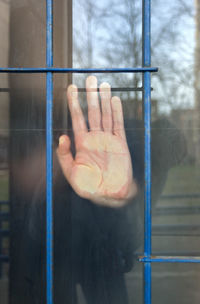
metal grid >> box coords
[2,1,200,304]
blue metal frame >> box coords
[143,0,152,303]
[139,256,200,263]
[46,1,53,303]
[141,1,200,303]
[1,0,199,303]
[0,67,158,73]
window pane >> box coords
[4,0,145,302]
[0,73,46,304]
[0,0,10,68]
[9,1,46,67]
[126,261,143,304]
[151,0,200,254]
[152,264,200,304]
[53,73,143,303]
[0,75,9,304]
[72,0,142,69]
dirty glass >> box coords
[53,72,143,304]
[9,1,46,67]
[0,74,9,303]
[0,73,46,304]
[150,1,200,302]
[1,0,144,303]
[151,0,200,254]
[1,0,198,303]
[152,264,200,304]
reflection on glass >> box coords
[125,261,143,304]
[0,0,10,293]
[53,74,144,304]
[8,74,46,304]
[152,264,200,304]
[0,0,199,303]
[9,1,46,67]
[73,0,142,68]
[151,0,200,261]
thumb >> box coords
[56,135,74,182]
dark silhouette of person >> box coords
[9,76,186,304]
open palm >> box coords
[57,76,137,207]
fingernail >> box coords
[68,85,78,98]
[100,82,110,91]
[59,137,65,145]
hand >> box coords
[56,76,137,207]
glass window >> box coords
[1,1,144,303]
[0,0,199,304]
[152,264,200,304]
[151,0,200,255]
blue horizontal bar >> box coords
[139,256,200,263]
[0,67,158,73]
[136,251,200,256]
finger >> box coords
[99,82,112,133]
[111,96,126,140]
[86,76,101,131]
[56,135,74,182]
[67,84,87,142]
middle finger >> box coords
[99,82,112,133]
[86,76,101,131]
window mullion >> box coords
[46,1,54,304]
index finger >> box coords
[67,84,87,142]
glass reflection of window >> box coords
[0,1,200,304]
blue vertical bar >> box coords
[143,0,152,304]
[46,0,53,304]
